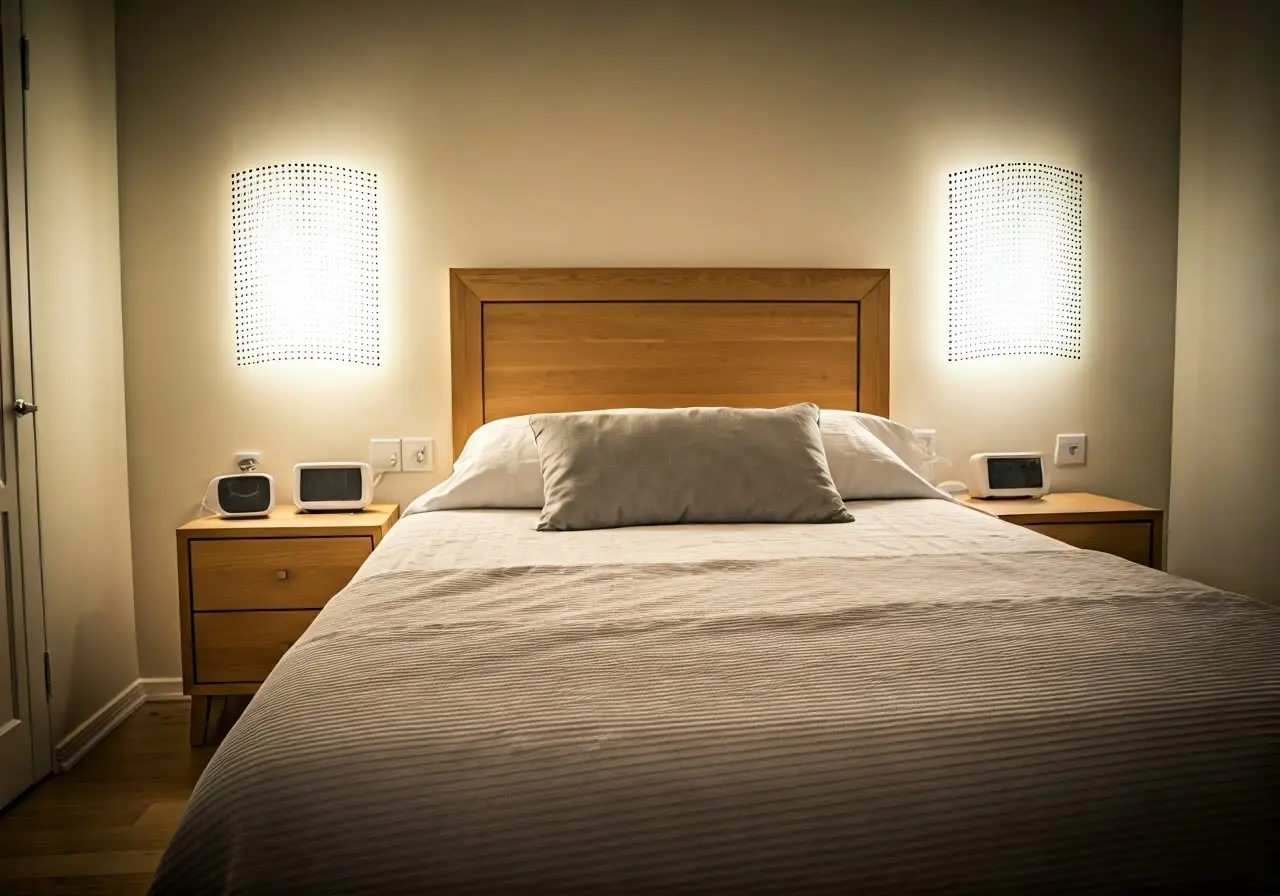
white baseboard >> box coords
[141,677,188,702]
[54,679,147,772]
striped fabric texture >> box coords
[152,550,1280,894]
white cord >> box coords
[372,472,385,490]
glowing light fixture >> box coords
[232,163,379,365]
[947,162,1082,361]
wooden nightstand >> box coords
[177,503,399,745]
[962,492,1164,570]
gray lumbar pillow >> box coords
[529,403,854,531]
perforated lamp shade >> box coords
[232,163,379,365]
[947,162,1083,361]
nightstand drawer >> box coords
[193,610,319,683]
[1024,521,1154,566]
[190,536,372,610]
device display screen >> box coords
[299,467,363,503]
[217,475,271,514]
[987,457,1043,490]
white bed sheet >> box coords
[154,495,1280,894]
[364,497,1068,580]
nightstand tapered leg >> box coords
[189,696,210,746]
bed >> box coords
[152,269,1279,894]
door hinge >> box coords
[43,651,51,697]
[20,36,30,91]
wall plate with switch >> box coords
[1055,433,1087,466]
[369,438,402,472]
[402,437,435,472]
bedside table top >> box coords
[179,503,400,538]
[961,492,1160,523]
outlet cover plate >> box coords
[1055,433,1087,466]
[234,451,262,472]
[369,438,402,472]
[402,437,435,472]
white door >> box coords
[0,0,50,809]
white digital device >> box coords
[969,452,1049,499]
[293,462,373,512]
[204,473,275,518]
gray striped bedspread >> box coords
[152,544,1280,893]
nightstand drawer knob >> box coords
[276,570,288,580]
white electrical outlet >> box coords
[234,451,262,472]
[402,437,435,472]
[914,429,937,453]
[369,438,402,472]
[1055,433,1087,466]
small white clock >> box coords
[969,452,1049,499]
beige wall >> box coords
[116,0,1183,677]
[1169,1,1280,602]
[27,0,140,741]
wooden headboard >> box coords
[450,268,890,458]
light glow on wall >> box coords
[948,162,1082,361]
[232,163,379,365]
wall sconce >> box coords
[232,163,379,365]
[948,162,1082,361]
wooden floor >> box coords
[0,700,238,895]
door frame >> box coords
[2,0,51,785]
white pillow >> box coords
[819,414,948,501]
[820,410,936,478]
[406,408,947,514]
[407,415,544,513]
